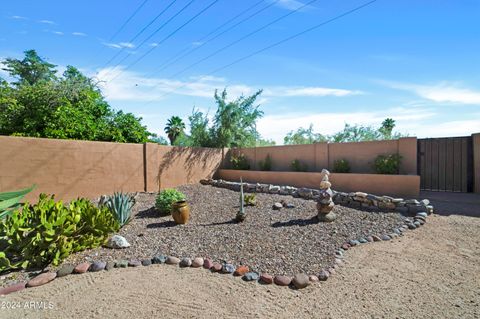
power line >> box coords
[107,0,221,82]
[109,0,150,41]
[149,0,269,74]
[143,0,377,105]
[101,0,196,79]
[164,0,318,81]
[101,0,178,69]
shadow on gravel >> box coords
[201,219,238,226]
[271,216,318,228]
[136,207,160,219]
[419,191,480,218]
[146,221,177,228]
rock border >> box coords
[0,181,434,294]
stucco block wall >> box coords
[473,133,480,193]
[0,137,226,201]
[232,137,417,175]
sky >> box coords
[1,0,479,144]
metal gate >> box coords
[418,136,474,192]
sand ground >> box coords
[0,212,478,319]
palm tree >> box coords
[164,116,186,145]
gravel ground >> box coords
[60,184,405,276]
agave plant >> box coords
[0,184,35,219]
[104,192,135,227]
[236,178,246,222]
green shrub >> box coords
[333,159,351,173]
[374,154,402,174]
[0,184,35,219]
[244,194,256,206]
[155,189,186,215]
[259,154,273,171]
[0,194,119,272]
[104,192,135,227]
[290,159,308,172]
[230,153,250,170]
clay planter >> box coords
[172,200,190,224]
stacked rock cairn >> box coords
[317,169,336,222]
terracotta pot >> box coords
[171,200,190,224]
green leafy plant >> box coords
[104,192,135,227]
[259,154,273,171]
[155,189,186,215]
[333,159,351,173]
[290,159,308,172]
[230,153,250,170]
[236,178,246,222]
[374,154,402,174]
[244,193,256,206]
[0,184,35,219]
[0,194,119,272]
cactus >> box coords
[236,178,246,222]
[104,192,135,227]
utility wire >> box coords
[163,0,317,81]
[101,0,178,69]
[107,0,221,82]
[149,0,269,75]
[101,0,196,79]
[109,0,150,41]
[143,0,377,105]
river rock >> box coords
[115,260,129,268]
[106,261,116,270]
[260,273,274,284]
[309,275,319,282]
[57,264,75,277]
[0,282,26,295]
[89,261,106,272]
[416,212,428,218]
[372,235,382,242]
[203,258,214,269]
[292,273,310,289]
[381,234,391,241]
[318,270,329,281]
[273,202,283,210]
[105,235,130,249]
[192,257,204,268]
[222,263,235,274]
[27,272,57,287]
[179,258,192,267]
[274,275,291,286]
[74,262,91,273]
[242,272,259,281]
[211,263,223,272]
[129,260,142,267]
[166,256,180,265]
[318,212,336,222]
[152,255,167,264]
[141,259,152,266]
[342,243,351,250]
[234,265,249,276]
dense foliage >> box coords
[164,116,186,145]
[0,50,152,143]
[0,194,119,272]
[290,159,308,172]
[284,118,406,145]
[155,189,186,215]
[258,154,273,171]
[230,153,251,170]
[333,159,351,173]
[373,154,402,174]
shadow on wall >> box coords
[156,147,225,189]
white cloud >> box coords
[72,32,87,36]
[11,15,27,20]
[103,42,135,49]
[385,81,480,105]
[38,19,55,25]
[103,42,122,49]
[192,41,203,46]
[52,31,64,35]
[264,86,362,97]
[275,0,309,10]
[119,42,135,49]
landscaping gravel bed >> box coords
[63,184,407,276]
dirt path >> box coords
[1,214,479,319]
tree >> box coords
[284,124,328,145]
[0,50,152,143]
[256,138,276,146]
[2,49,57,85]
[188,108,212,147]
[329,123,380,143]
[164,116,186,145]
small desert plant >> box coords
[290,159,308,172]
[104,192,135,227]
[230,153,250,170]
[333,159,351,173]
[258,154,273,171]
[244,194,256,206]
[373,154,402,174]
[155,189,186,215]
[236,178,246,222]
[0,184,35,219]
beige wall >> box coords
[218,169,420,197]
[473,133,480,193]
[0,136,225,202]
[233,137,417,175]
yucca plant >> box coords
[0,184,35,219]
[236,178,246,222]
[104,192,135,227]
